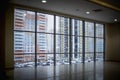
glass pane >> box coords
[72,19,82,36]
[56,16,69,35]
[85,38,94,52]
[72,36,82,53]
[14,31,35,68]
[96,38,104,52]
[85,53,94,62]
[14,31,35,53]
[85,22,94,37]
[14,53,35,68]
[71,53,82,63]
[56,35,69,53]
[96,53,103,62]
[37,13,54,33]
[14,9,35,31]
[56,54,69,65]
[96,24,104,37]
[37,54,54,66]
[37,33,54,53]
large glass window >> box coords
[37,33,54,53]
[96,23,104,62]
[37,13,54,33]
[71,19,83,63]
[96,24,103,37]
[56,16,70,65]
[85,38,94,52]
[96,39,103,52]
[56,16,69,35]
[14,9,35,68]
[56,35,69,53]
[37,13,54,66]
[85,38,94,62]
[72,19,82,36]
[85,22,94,62]
[85,22,94,37]
[14,9,105,68]
[14,9,35,31]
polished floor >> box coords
[4,62,120,80]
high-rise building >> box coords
[37,13,47,61]
[59,17,69,58]
[72,19,82,60]
[14,10,48,63]
[37,13,47,53]
[14,9,27,63]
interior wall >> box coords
[0,0,10,77]
[5,6,14,68]
[0,6,6,77]
[106,23,120,61]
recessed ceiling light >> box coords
[86,11,90,14]
[114,18,118,22]
[24,13,26,16]
[42,0,47,3]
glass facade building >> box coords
[14,9,105,68]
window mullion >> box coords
[82,20,85,63]
[94,22,96,62]
[103,24,105,61]
[69,18,72,64]
[35,12,37,67]
[54,15,56,66]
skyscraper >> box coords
[37,13,47,61]
[59,17,69,58]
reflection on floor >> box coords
[5,62,120,80]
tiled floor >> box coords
[4,62,120,80]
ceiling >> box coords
[9,0,120,23]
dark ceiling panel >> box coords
[9,0,120,23]
[89,0,120,12]
[103,0,120,8]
